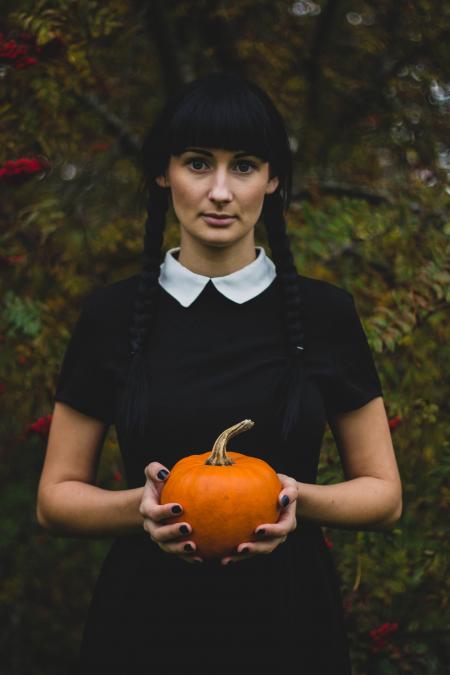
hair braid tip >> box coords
[289,345,304,358]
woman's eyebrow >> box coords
[183,147,258,159]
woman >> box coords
[36,71,402,674]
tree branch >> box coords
[304,0,341,122]
[73,90,141,155]
[138,0,189,98]
[292,181,393,205]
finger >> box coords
[152,521,192,544]
[235,544,258,560]
[277,472,299,486]
[180,555,204,565]
[140,500,184,522]
[279,486,298,509]
[254,519,295,539]
[221,530,293,565]
[159,539,198,557]
[250,536,288,554]
[144,461,171,483]
[253,500,297,539]
[238,542,278,555]
[221,547,256,566]
[221,556,240,566]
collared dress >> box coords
[54,246,383,674]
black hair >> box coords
[121,71,305,444]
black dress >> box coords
[54,267,383,675]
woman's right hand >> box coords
[139,462,203,564]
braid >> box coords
[263,193,305,442]
[121,186,169,441]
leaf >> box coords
[3,291,42,338]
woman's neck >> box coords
[176,240,258,277]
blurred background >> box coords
[1,1,449,673]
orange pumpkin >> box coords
[160,419,282,560]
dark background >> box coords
[1,1,449,673]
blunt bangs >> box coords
[141,72,292,210]
[169,86,272,164]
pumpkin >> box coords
[160,419,282,560]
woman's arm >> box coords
[296,397,402,531]
[36,402,144,538]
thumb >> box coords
[145,461,171,483]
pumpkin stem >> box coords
[205,419,255,466]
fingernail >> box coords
[240,547,249,554]
[256,528,266,536]
[281,495,290,507]
[179,525,189,534]
[172,505,182,514]
[157,469,169,480]
[184,543,194,552]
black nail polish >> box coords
[172,505,182,514]
[257,528,266,536]
[179,525,189,534]
[184,543,193,552]
[281,495,290,507]
[240,547,249,554]
[157,469,169,480]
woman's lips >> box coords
[202,215,236,226]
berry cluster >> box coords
[369,622,399,653]
[0,31,65,70]
[0,157,49,183]
[27,414,53,436]
[388,415,402,430]
[0,31,40,69]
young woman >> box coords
[36,71,402,674]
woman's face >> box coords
[156,147,279,249]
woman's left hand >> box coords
[220,473,298,566]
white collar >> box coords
[158,246,276,307]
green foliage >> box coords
[3,291,43,338]
[1,1,449,673]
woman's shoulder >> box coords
[297,273,353,310]
[81,274,141,322]
[293,273,360,336]
[81,272,354,323]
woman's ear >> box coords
[265,176,279,195]
[156,174,170,188]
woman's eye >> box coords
[235,161,256,173]
[189,158,206,171]
[186,158,256,174]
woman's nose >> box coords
[208,169,233,202]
